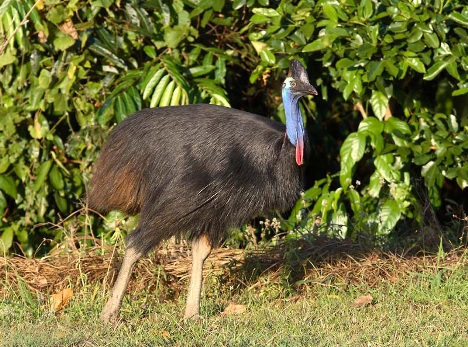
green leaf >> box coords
[114,95,129,123]
[150,74,171,107]
[303,40,326,52]
[127,86,142,111]
[341,132,367,166]
[322,4,338,22]
[389,21,408,33]
[213,0,224,12]
[347,189,361,214]
[358,117,384,136]
[452,87,468,96]
[336,58,356,69]
[122,91,137,116]
[384,117,411,135]
[252,8,280,17]
[421,160,443,188]
[33,160,52,192]
[340,132,366,188]
[370,90,388,121]
[54,191,68,214]
[383,59,399,77]
[159,80,176,107]
[215,58,226,84]
[358,0,373,19]
[446,61,460,80]
[379,200,401,233]
[53,93,67,113]
[250,13,269,24]
[49,165,64,190]
[405,57,426,73]
[53,35,75,51]
[0,156,10,174]
[0,51,16,67]
[259,50,276,64]
[453,165,468,189]
[374,154,398,182]
[0,227,14,253]
[423,32,440,48]
[163,58,191,91]
[357,43,378,59]
[142,67,166,100]
[367,61,383,82]
[89,44,128,69]
[188,65,216,77]
[0,175,17,199]
[447,114,459,133]
[0,0,14,17]
[143,46,156,59]
[448,12,468,27]
[367,171,383,197]
[424,57,456,81]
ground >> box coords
[1,237,468,346]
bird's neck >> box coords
[282,90,305,166]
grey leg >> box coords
[101,245,143,323]
[183,235,212,320]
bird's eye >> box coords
[291,81,296,87]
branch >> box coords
[354,101,367,119]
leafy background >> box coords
[0,0,467,256]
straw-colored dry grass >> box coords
[1,235,467,300]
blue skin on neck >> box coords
[282,78,305,147]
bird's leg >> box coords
[101,244,143,323]
[183,235,212,320]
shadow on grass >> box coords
[1,224,467,307]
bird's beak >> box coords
[306,84,318,96]
[296,84,318,96]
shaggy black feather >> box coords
[88,104,309,255]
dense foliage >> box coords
[0,0,466,255]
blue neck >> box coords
[282,89,305,147]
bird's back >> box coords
[88,104,307,252]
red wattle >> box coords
[295,137,304,166]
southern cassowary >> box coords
[87,59,317,323]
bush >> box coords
[249,0,468,238]
[0,0,466,255]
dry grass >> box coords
[1,235,467,300]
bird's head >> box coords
[282,60,318,98]
[282,59,318,166]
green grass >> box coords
[1,253,468,347]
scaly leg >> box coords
[101,245,143,323]
[183,235,212,320]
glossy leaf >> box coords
[159,80,176,107]
[142,65,164,100]
[405,57,426,73]
[150,74,171,107]
[370,90,388,121]
[358,117,384,136]
[424,57,456,81]
[340,132,366,188]
[259,50,276,64]
[379,200,401,233]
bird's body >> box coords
[88,60,317,323]
[89,105,306,254]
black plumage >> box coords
[89,106,305,252]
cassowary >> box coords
[87,59,317,323]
